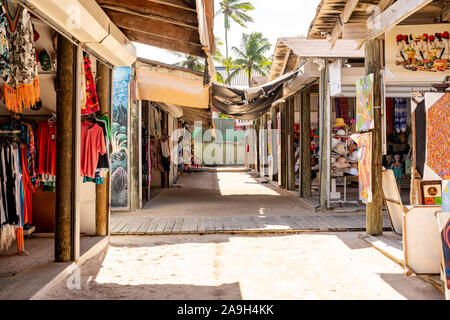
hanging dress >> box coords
[2,1,40,113]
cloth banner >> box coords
[351,132,372,203]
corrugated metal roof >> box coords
[215,66,265,88]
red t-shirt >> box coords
[36,120,56,176]
[80,121,106,178]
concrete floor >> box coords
[28,171,443,300]
[33,233,444,300]
[116,171,317,219]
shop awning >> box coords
[136,67,209,109]
[154,102,183,119]
[211,68,300,121]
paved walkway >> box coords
[111,170,392,234]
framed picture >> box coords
[420,180,443,205]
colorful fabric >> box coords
[394,98,407,134]
[2,1,40,113]
[355,74,374,132]
[35,120,56,176]
[426,93,450,179]
[81,56,99,115]
[442,219,450,292]
[351,132,372,203]
[0,8,10,82]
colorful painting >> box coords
[351,133,372,203]
[386,24,450,79]
[442,219,450,294]
[111,67,131,209]
[443,181,450,212]
[425,93,450,180]
[420,181,442,205]
[355,74,374,132]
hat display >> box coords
[333,142,348,155]
[336,129,346,136]
[333,118,347,128]
[331,137,340,149]
[348,150,358,162]
[332,157,350,169]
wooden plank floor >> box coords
[111,214,392,235]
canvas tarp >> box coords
[136,68,209,109]
[211,68,300,120]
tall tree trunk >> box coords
[248,67,252,87]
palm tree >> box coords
[218,0,255,60]
[174,54,205,72]
[213,42,240,84]
[232,32,271,87]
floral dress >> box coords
[1,1,40,113]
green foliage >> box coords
[217,0,255,59]
[232,32,272,87]
[173,54,205,72]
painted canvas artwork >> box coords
[111,67,131,209]
[355,74,374,132]
[426,93,450,180]
[351,133,372,203]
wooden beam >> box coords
[280,48,291,75]
[287,97,296,190]
[104,9,201,46]
[329,0,359,48]
[145,0,196,12]
[368,0,433,40]
[55,34,75,262]
[97,0,198,29]
[123,29,205,57]
[95,61,110,236]
[342,0,359,24]
[279,102,287,188]
[365,39,383,236]
[301,89,311,198]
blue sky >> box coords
[134,0,321,65]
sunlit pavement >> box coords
[34,233,443,300]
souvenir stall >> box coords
[148,101,169,189]
[0,2,60,253]
[0,1,113,255]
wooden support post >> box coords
[270,106,278,182]
[95,62,110,236]
[261,115,267,177]
[279,102,287,188]
[255,119,260,173]
[319,62,329,208]
[301,89,311,198]
[55,35,75,262]
[162,111,169,188]
[287,97,296,190]
[365,39,383,235]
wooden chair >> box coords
[382,170,442,275]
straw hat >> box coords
[333,118,347,128]
[348,150,358,162]
[336,129,346,136]
[332,157,350,169]
[348,167,358,176]
[333,143,349,155]
[331,137,340,149]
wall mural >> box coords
[111,67,131,208]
